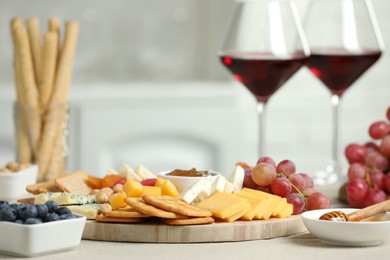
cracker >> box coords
[106,210,150,218]
[55,170,93,195]
[95,215,144,223]
[161,216,215,225]
[124,198,188,219]
[143,195,212,217]
[26,176,65,195]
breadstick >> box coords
[38,21,79,181]
[48,17,61,58]
[13,27,41,159]
[39,32,58,111]
[11,18,32,164]
[26,17,42,87]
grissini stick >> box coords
[39,32,58,111]
[11,18,32,164]
[39,21,79,181]
[26,17,42,87]
[320,199,390,222]
[13,27,41,159]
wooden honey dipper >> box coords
[319,199,390,222]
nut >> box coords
[99,203,112,215]
[112,184,124,194]
[5,161,19,172]
[89,189,100,195]
[99,187,113,196]
[96,191,110,203]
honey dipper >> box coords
[319,199,390,222]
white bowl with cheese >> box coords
[0,213,86,257]
[0,164,38,202]
[158,169,220,193]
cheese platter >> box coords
[82,216,307,243]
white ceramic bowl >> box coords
[158,170,220,192]
[0,214,86,257]
[301,208,390,247]
[0,165,38,202]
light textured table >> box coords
[1,184,389,260]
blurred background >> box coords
[0,0,389,177]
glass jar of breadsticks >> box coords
[10,17,79,182]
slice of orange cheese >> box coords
[214,201,251,222]
[233,192,266,221]
[109,192,127,210]
[123,179,143,197]
[160,180,180,198]
[196,192,248,219]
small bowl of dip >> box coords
[158,168,220,192]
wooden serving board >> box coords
[82,216,307,243]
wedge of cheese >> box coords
[211,175,226,194]
[66,204,99,220]
[34,192,96,205]
[180,179,211,204]
[196,192,248,219]
[120,164,142,181]
[228,165,245,191]
[276,203,293,218]
[214,201,251,222]
[135,164,157,180]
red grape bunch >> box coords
[239,157,331,215]
[344,106,390,208]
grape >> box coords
[369,169,385,190]
[286,193,305,215]
[251,163,276,186]
[276,160,296,176]
[369,120,390,139]
[365,151,389,171]
[346,179,368,201]
[364,189,387,207]
[299,173,313,188]
[384,174,390,193]
[364,141,380,153]
[347,196,364,208]
[243,169,258,189]
[270,177,292,197]
[288,173,306,193]
[302,187,316,196]
[254,185,272,193]
[307,192,331,210]
[256,156,276,168]
[379,135,390,158]
[345,143,368,164]
[347,163,366,180]
[387,106,390,121]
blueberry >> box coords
[35,204,49,219]
[10,203,23,211]
[45,201,58,213]
[59,213,77,220]
[0,206,17,222]
[25,218,42,225]
[14,219,24,224]
[44,212,60,222]
[0,201,9,210]
[55,207,72,216]
[17,204,38,221]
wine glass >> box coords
[303,0,384,184]
[219,0,309,156]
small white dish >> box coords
[0,164,38,202]
[301,208,390,247]
[0,214,86,257]
[158,169,220,192]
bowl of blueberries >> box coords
[0,200,86,257]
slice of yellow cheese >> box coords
[141,186,162,196]
[276,203,293,218]
[196,192,248,219]
[215,201,251,222]
[233,192,266,221]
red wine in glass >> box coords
[221,53,307,102]
[307,48,382,96]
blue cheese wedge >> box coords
[34,192,96,205]
[66,204,99,220]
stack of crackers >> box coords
[96,195,215,226]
